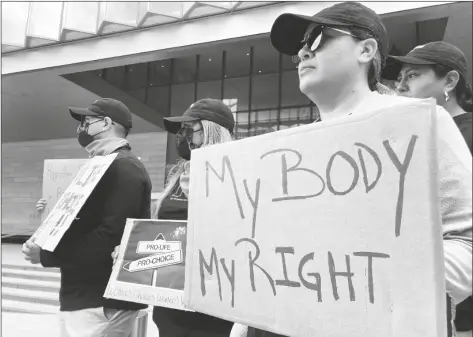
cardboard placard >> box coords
[41,159,87,221]
[184,100,446,336]
[105,219,189,311]
[32,153,118,251]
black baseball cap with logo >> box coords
[163,98,235,134]
[384,41,468,80]
[270,2,389,59]
[69,98,133,129]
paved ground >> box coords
[1,243,159,337]
[1,311,158,337]
[1,313,61,337]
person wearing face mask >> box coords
[111,98,235,337]
[385,41,472,154]
[230,3,472,337]
[154,98,236,337]
[27,98,152,337]
[384,41,473,337]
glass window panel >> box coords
[251,74,279,110]
[171,83,195,116]
[235,111,249,139]
[126,63,148,90]
[225,45,251,78]
[280,107,311,128]
[147,86,170,116]
[224,77,249,111]
[199,52,223,82]
[104,66,126,90]
[281,70,310,107]
[249,111,257,137]
[173,56,197,84]
[312,105,320,122]
[253,39,279,75]
[127,88,145,102]
[197,80,221,100]
[150,60,172,87]
[254,109,278,135]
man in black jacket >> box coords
[23,98,152,337]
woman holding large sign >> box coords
[114,98,235,337]
[231,2,472,336]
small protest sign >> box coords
[41,159,87,221]
[105,219,190,311]
[184,99,447,336]
[32,153,117,251]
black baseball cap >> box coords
[69,98,133,129]
[384,41,468,80]
[270,2,389,59]
[163,98,235,134]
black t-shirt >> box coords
[453,112,472,154]
[153,181,233,335]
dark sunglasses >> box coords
[176,126,203,139]
[79,116,115,130]
[296,26,358,62]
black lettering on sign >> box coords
[260,149,325,202]
[243,178,261,239]
[57,187,64,199]
[50,212,69,236]
[326,151,359,196]
[58,192,73,211]
[235,238,276,296]
[328,252,355,301]
[298,253,323,302]
[76,164,105,188]
[199,248,222,301]
[354,142,382,193]
[353,252,390,304]
[275,247,301,288]
[76,166,94,187]
[383,135,418,237]
[220,258,236,308]
[205,156,245,220]
[86,165,103,186]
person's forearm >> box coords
[444,239,472,304]
[230,323,248,337]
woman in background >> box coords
[113,98,235,337]
[386,40,473,336]
[387,41,472,153]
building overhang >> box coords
[2,1,453,76]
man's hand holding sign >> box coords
[22,240,41,264]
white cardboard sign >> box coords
[32,153,117,251]
[105,219,190,311]
[184,99,446,337]
[40,159,87,221]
